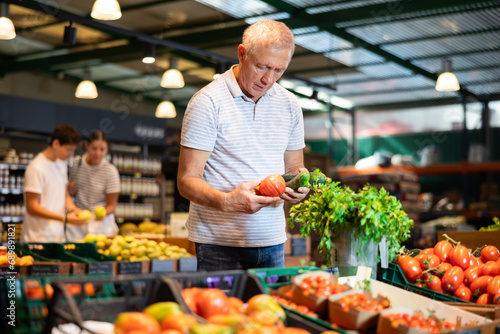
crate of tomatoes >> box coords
[382,237,500,307]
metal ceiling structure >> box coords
[1,0,500,117]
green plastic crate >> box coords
[247,266,322,289]
[381,262,472,303]
[25,243,91,263]
[246,267,347,334]
[62,242,117,262]
[1,274,115,334]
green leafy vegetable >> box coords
[288,182,413,266]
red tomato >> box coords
[258,174,286,197]
[469,256,481,267]
[469,275,493,295]
[415,254,440,270]
[481,261,500,277]
[434,240,453,263]
[181,287,199,314]
[441,266,464,294]
[425,275,443,293]
[449,245,470,270]
[397,255,423,282]
[487,276,500,296]
[420,248,434,255]
[476,293,491,305]
[464,266,481,286]
[481,245,500,263]
[195,288,229,319]
[453,286,473,302]
[436,262,452,277]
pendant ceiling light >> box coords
[161,58,184,88]
[0,3,15,40]
[155,97,176,118]
[91,0,122,21]
[75,68,98,99]
[435,59,460,92]
[142,44,155,64]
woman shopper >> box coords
[68,130,120,240]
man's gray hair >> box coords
[242,19,295,58]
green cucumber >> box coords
[282,169,329,189]
[286,170,310,190]
[281,173,297,182]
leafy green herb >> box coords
[479,217,500,231]
[288,182,413,266]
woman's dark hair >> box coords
[87,130,109,145]
[50,124,81,146]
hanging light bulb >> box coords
[75,68,98,99]
[142,44,155,64]
[91,0,122,21]
[161,58,184,88]
[155,94,176,118]
[435,59,460,92]
[0,3,16,40]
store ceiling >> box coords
[1,0,500,116]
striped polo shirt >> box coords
[181,66,305,247]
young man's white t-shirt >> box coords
[21,153,68,243]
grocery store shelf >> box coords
[0,163,27,170]
[336,161,500,176]
[0,216,24,223]
[0,188,23,195]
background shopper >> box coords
[68,130,120,239]
[177,19,310,271]
[21,124,87,243]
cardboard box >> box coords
[437,230,500,250]
[162,237,196,256]
[337,277,493,333]
[169,212,189,238]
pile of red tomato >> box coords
[383,312,464,333]
[337,293,391,312]
[396,240,500,305]
[297,275,345,298]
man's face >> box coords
[54,140,77,161]
[237,45,292,102]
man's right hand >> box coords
[223,179,282,214]
[66,211,88,226]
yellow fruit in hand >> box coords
[78,210,92,221]
[94,206,107,219]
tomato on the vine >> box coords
[469,275,492,295]
[480,261,500,277]
[425,275,443,293]
[476,293,491,305]
[449,245,470,270]
[420,248,434,255]
[481,245,500,263]
[397,255,423,282]
[453,286,472,302]
[435,262,452,278]
[487,275,500,296]
[441,266,464,294]
[434,240,453,263]
[415,254,440,270]
[464,266,481,286]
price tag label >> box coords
[118,261,142,274]
[31,264,59,275]
[178,257,197,272]
[88,262,114,274]
[151,259,174,273]
[130,193,138,200]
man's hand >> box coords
[66,211,88,226]
[280,186,310,204]
[223,179,282,214]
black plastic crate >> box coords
[43,274,161,334]
[159,270,337,334]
